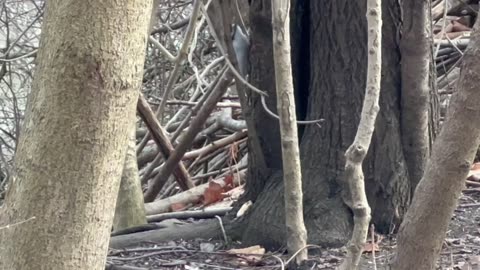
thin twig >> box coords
[0,216,36,231]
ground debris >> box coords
[106,186,480,269]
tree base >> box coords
[229,170,353,250]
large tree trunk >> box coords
[390,10,480,270]
[228,0,426,249]
[0,0,152,269]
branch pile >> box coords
[433,0,478,121]
[135,0,479,218]
[135,1,247,217]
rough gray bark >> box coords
[0,0,152,269]
[390,9,480,270]
[228,0,412,249]
[271,0,308,264]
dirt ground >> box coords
[106,186,480,270]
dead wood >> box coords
[147,207,232,223]
[109,219,221,249]
[137,94,193,191]
[143,66,234,202]
[338,0,382,268]
[145,169,245,215]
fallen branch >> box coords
[145,169,245,215]
[109,219,221,249]
[183,130,247,160]
[143,66,234,202]
[147,207,232,222]
[137,94,193,190]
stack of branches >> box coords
[433,0,478,121]
[135,0,248,211]
[138,0,480,210]
[136,94,248,202]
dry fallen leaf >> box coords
[227,245,265,255]
[202,181,226,205]
[227,245,265,265]
[363,242,379,253]
[170,202,188,212]
[467,163,480,181]
[224,174,234,189]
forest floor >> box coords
[107,184,480,270]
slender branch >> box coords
[137,94,193,191]
[136,0,203,155]
[338,0,382,268]
[144,66,233,202]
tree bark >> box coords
[113,124,147,231]
[0,0,152,269]
[390,8,480,270]
[227,0,413,249]
[400,0,433,195]
[271,0,308,264]
[339,0,382,267]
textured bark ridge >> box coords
[228,0,412,249]
[0,1,153,269]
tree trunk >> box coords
[271,0,308,264]
[229,0,419,249]
[400,0,433,195]
[113,124,147,231]
[0,0,152,269]
[339,0,382,267]
[390,9,480,270]
[111,0,159,231]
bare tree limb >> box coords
[338,0,382,268]
[271,0,308,265]
[143,65,233,202]
[137,94,193,191]
[136,0,203,155]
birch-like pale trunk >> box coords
[338,0,382,268]
[271,0,308,265]
[0,0,152,269]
